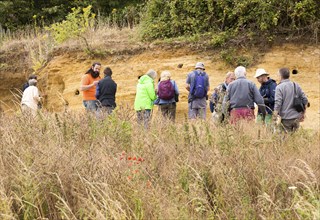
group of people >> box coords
[20,61,309,133]
[209,65,308,132]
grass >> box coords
[0,108,319,219]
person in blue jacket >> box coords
[255,68,277,124]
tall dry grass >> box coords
[0,108,319,219]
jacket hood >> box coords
[139,75,154,84]
[264,78,276,85]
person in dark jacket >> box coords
[95,67,117,116]
[255,68,277,124]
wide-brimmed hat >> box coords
[254,68,269,78]
[195,62,205,70]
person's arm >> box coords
[267,82,277,105]
[206,74,210,94]
[297,84,308,106]
[174,81,179,94]
[222,86,231,113]
[33,88,41,102]
[146,82,157,101]
[80,75,99,91]
[95,83,100,99]
[253,84,266,116]
[186,73,191,91]
[273,86,283,119]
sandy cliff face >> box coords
[0,44,319,129]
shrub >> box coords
[140,0,320,43]
[46,5,95,50]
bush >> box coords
[46,6,95,48]
[140,0,320,43]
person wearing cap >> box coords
[21,79,42,116]
[186,62,210,119]
[273,68,308,132]
[255,68,277,124]
[156,71,179,122]
[134,69,157,127]
[22,74,37,91]
[210,72,235,123]
[80,62,101,112]
[224,66,266,124]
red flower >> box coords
[127,176,132,180]
[127,156,132,160]
[122,151,126,156]
[120,156,124,160]
[133,157,137,161]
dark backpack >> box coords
[158,80,175,100]
[293,82,305,112]
[191,71,207,98]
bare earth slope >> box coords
[1,42,319,130]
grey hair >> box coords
[28,79,37,86]
[160,70,171,80]
[146,69,157,79]
[225,71,235,79]
[279,67,290,79]
[234,66,246,78]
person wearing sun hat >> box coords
[255,68,277,124]
[185,62,210,119]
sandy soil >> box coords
[1,43,319,130]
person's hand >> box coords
[93,81,99,86]
[272,111,278,122]
[299,111,306,122]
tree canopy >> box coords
[0,0,144,30]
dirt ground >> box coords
[1,43,319,130]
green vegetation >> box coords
[0,0,145,30]
[141,0,320,44]
[0,111,319,219]
[1,0,319,68]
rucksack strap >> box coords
[293,82,297,96]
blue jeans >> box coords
[83,100,98,111]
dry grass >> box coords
[0,108,319,219]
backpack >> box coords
[293,82,305,112]
[191,71,207,98]
[158,80,175,100]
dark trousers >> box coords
[137,110,152,128]
[159,103,176,122]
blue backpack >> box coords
[191,71,207,98]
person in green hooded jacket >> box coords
[134,69,157,126]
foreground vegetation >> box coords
[0,110,319,219]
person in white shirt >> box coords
[21,79,41,116]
